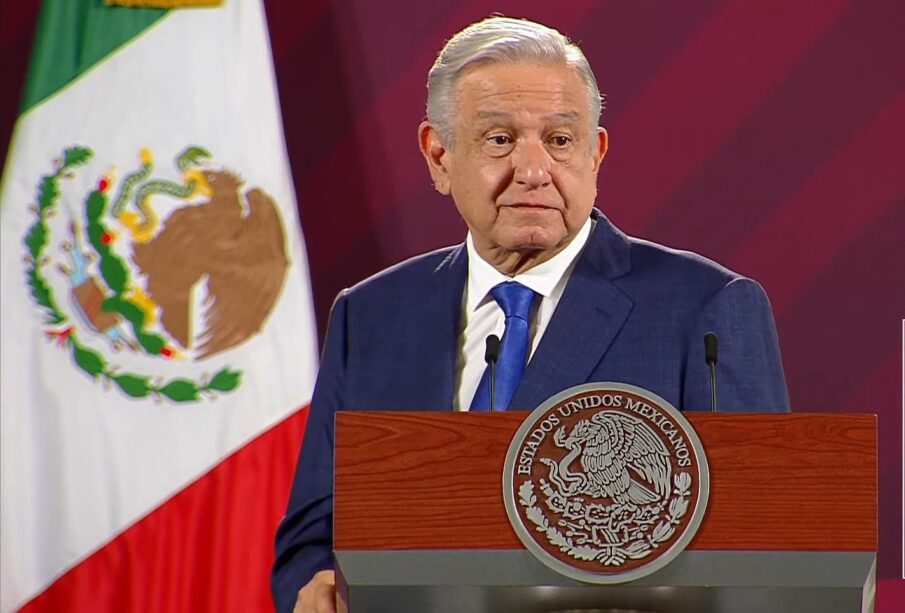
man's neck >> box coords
[467,218,595,278]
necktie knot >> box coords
[491,281,535,323]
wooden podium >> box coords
[334,412,876,613]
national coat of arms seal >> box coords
[21,145,290,403]
[503,382,710,583]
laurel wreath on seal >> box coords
[519,472,692,566]
[23,146,241,402]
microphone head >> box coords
[484,334,500,364]
[703,332,719,366]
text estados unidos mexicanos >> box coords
[517,394,693,475]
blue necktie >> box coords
[471,282,536,411]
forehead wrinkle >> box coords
[461,80,584,108]
[547,111,581,125]
[472,110,583,126]
[474,111,512,122]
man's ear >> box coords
[418,121,451,195]
[592,127,609,172]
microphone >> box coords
[484,334,500,411]
[703,332,718,413]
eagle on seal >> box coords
[131,169,288,359]
[552,411,672,507]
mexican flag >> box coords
[0,1,318,611]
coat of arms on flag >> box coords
[23,144,291,403]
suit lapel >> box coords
[410,245,467,411]
[510,211,634,410]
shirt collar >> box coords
[465,217,593,312]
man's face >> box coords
[420,61,607,272]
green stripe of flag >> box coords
[21,0,168,114]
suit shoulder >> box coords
[627,236,744,287]
[343,245,463,301]
[612,235,774,310]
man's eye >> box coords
[487,135,513,146]
[549,135,572,148]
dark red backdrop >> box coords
[2,0,902,581]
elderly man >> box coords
[272,16,789,613]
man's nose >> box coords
[512,139,552,188]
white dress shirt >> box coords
[454,218,593,410]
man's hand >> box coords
[293,570,336,613]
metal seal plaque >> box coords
[503,383,710,583]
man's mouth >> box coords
[503,202,558,210]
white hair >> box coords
[426,16,603,146]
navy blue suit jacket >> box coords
[271,210,789,612]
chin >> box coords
[498,226,567,253]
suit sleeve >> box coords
[683,277,790,412]
[271,290,349,613]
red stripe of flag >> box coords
[18,407,310,613]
